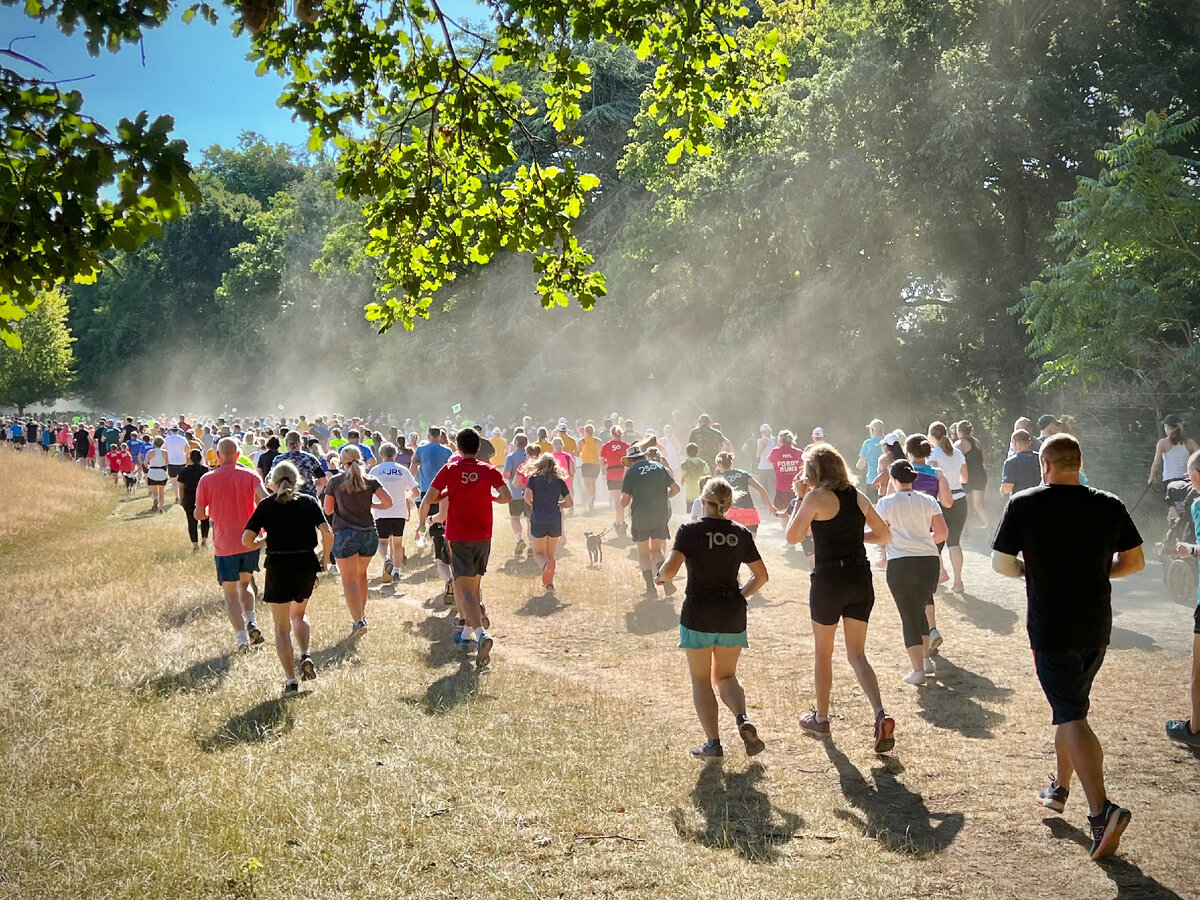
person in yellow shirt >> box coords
[555,422,577,456]
[534,427,553,455]
[490,427,508,467]
[577,422,602,511]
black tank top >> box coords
[811,487,868,568]
[963,437,985,482]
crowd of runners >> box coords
[3,406,1199,863]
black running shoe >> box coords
[1036,774,1069,813]
[1088,800,1131,860]
[739,720,766,756]
[247,623,264,645]
[443,581,454,605]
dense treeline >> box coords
[65,0,1199,441]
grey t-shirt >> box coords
[323,471,382,530]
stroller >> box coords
[1159,479,1199,605]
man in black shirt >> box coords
[992,433,1144,862]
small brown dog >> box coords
[584,529,609,566]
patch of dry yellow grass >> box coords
[0,452,1195,898]
[0,449,115,545]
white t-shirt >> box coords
[877,490,943,560]
[372,461,417,519]
[757,435,777,469]
[930,445,967,495]
[162,432,190,466]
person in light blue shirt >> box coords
[856,419,886,498]
[413,427,453,496]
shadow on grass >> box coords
[144,654,232,696]
[938,590,1020,636]
[916,657,1013,739]
[499,557,541,578]
[625,595,677,635]
[516,592,571,617]
[1042,817,1184,899]
[310,634,360,672]
[406,612,465,669]
[671,761,804,862]
[419,657,482,714]
[824,743,964,855]
[398,560,439,584]
[159,597,219,629]
[200,693,304,752]
[1109,626,1160,652]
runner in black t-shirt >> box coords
[657,477,769,760]
[992,433,1144,862]
[177,450,211,550]
[242,460,333,695]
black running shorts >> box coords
[808,563,875,625]
[448,539,491,578]
[1034,646,1106,725]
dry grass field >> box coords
[0,450,1196,898]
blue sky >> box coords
[1,1,482,161]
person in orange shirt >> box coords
[576,423,603,512]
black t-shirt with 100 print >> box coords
[672,517,762,634]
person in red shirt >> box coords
[599,426,630,536]
[106,446,124,487]
[417,428,512,671]
[195,437,269,653]
[768,430,806,509]
[112,443,136,493]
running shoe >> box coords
[350,618,370,639]
[1036,774,1069,813]
[662,580,677,597]
[799,710,831,737]
[299,654,316,681]
[691,740,724,759]
[236,640,251,655]
[381,560,393,585]
[739,720,766,756]
[1166,719,1200,746]
[1087,800,1131,860]
[247,623,264,645]
[283,679,299,695]
[453,633,475,651]
[873,710,896,754]
[924,656,936,678]
[927,627,943,656]
[329,562,339,576]
[951,581,965,594]
[383,557,394,577]
[515,539,526,556]
[476,634,494,671]
[902,670,926,686]
[480,603,491,629]
[442,581,454,605]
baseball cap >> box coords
[889,459,918,483]
[1164,413,1182,427]
[624,445,646,461]
[1037,414,1059,430]
[760,423,771,432]
[812,426,825,438]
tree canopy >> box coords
[2,0,785,339]
[0,289,75,413]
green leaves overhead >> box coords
[249,0,788,330]
[1019,110,1200,393]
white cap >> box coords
[812,426,825,438]
[760,423,771,432]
